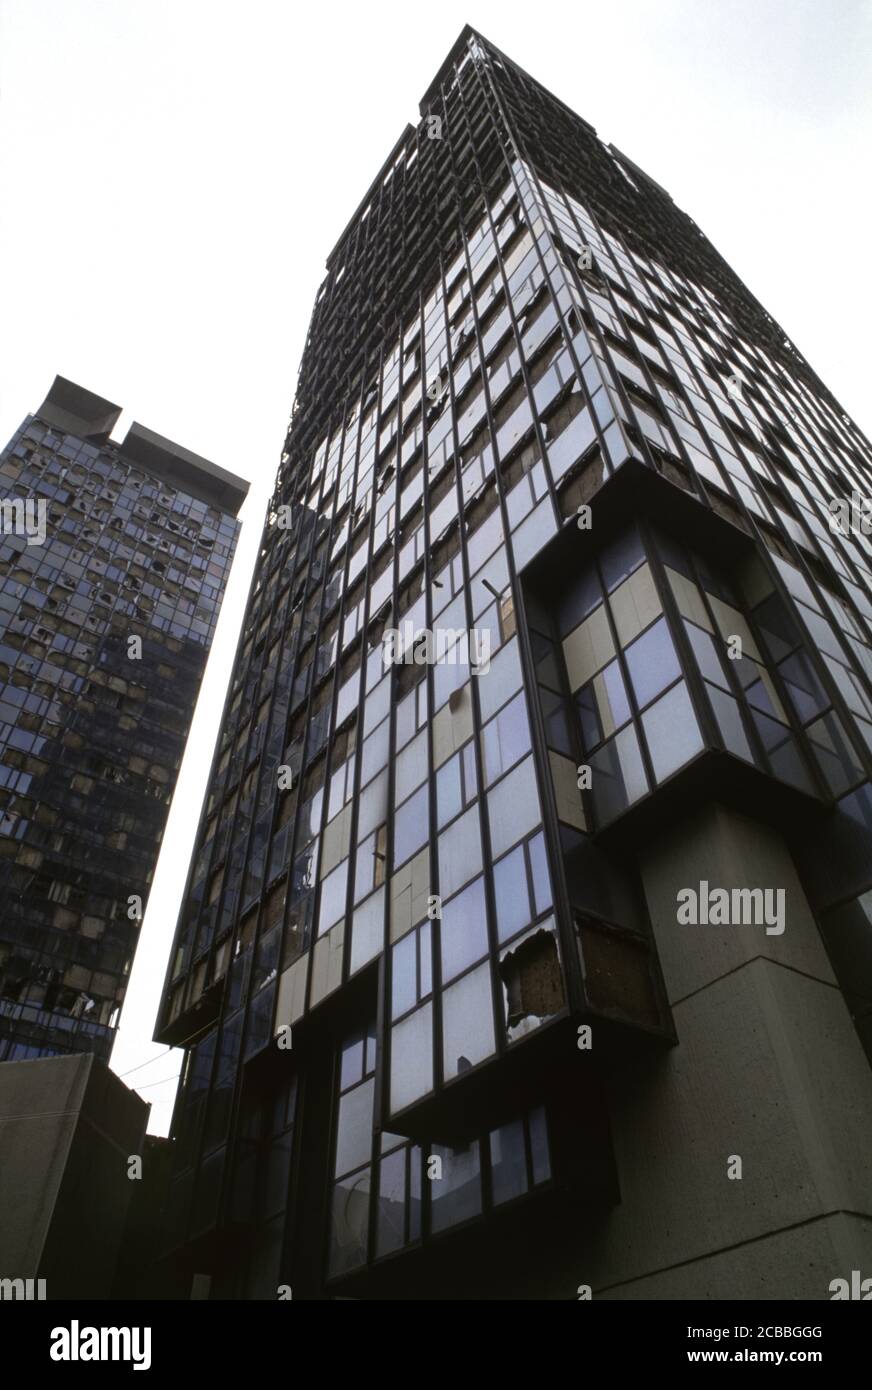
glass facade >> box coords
[0,377,246,1062]
[155,28,872,1298]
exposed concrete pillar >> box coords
[578,803,872,1299]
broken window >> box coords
[576,916,660,1027]
[499,923,564,1037]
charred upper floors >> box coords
[0,377,247,1062]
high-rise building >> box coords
[0,377,247,1064]
[154,28,872,1300]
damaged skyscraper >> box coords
[0,378,247,1062]
[153,29,872,1299]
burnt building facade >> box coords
[155,29,872,1299]
[0,378,246,1063]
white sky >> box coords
[1,0,870,1133]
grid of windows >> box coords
[0,383,244,1060]
[156,26,872,1297]
[529,519,869,831]
[330,1018,552,1278]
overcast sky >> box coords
[1,0,870,1133]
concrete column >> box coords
[575,803,872,1299]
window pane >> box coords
[541,687,573,753]
[438,805,483,898]
[317,859,348,935]
[376,1148,406,1257]
[778,649,829,723]
[442,962,496,1079]
[489,1117,528,1205]
[391,931,417,1020]
[684,619,728,688]
[600,524,644,592]
[751,710,815,792]
[429,1142,482,1233]
[433,646,469,710]
[441,875,489,981]
[481,690,530,785]
[365,1020,377,1075]
[419,921,432,998]
[487,754,541,858]
[493,845,531,944]
[557,565,601,636]
[477,637,523,722]
[707,682,753,762]
[361,717,389,785]
[575,681,600,750]
[530,628,563,686]
[641,681,703,781]
[589,725,649,823]
[597,659,631,733]
[807,711,864,796]
[625,616,681,708]
[334,1078,374,1177]
[462,739,477,799]
[354,829,377,904]
[754,593,800,662]
[340,1033,364,1090]
[395,728,428,802]
[390,1003,433,1113]
[329,1169,370,1275]
[409,1145,423,1242]
[528,831,552,915]
[393,783,429,867]
[436,752,462,828]
[740,662,784,721]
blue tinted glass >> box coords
[391,933,417,1020]
[440,875,488,981]
[419,922,432,998]
[436,753,462,828]
[494,846,531,943]
[393,783,429,865]
[625,616,681,708]
[541,688,573,753]
[576,682,600,750]
[528,831,552,915]
[641,682,703,782]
